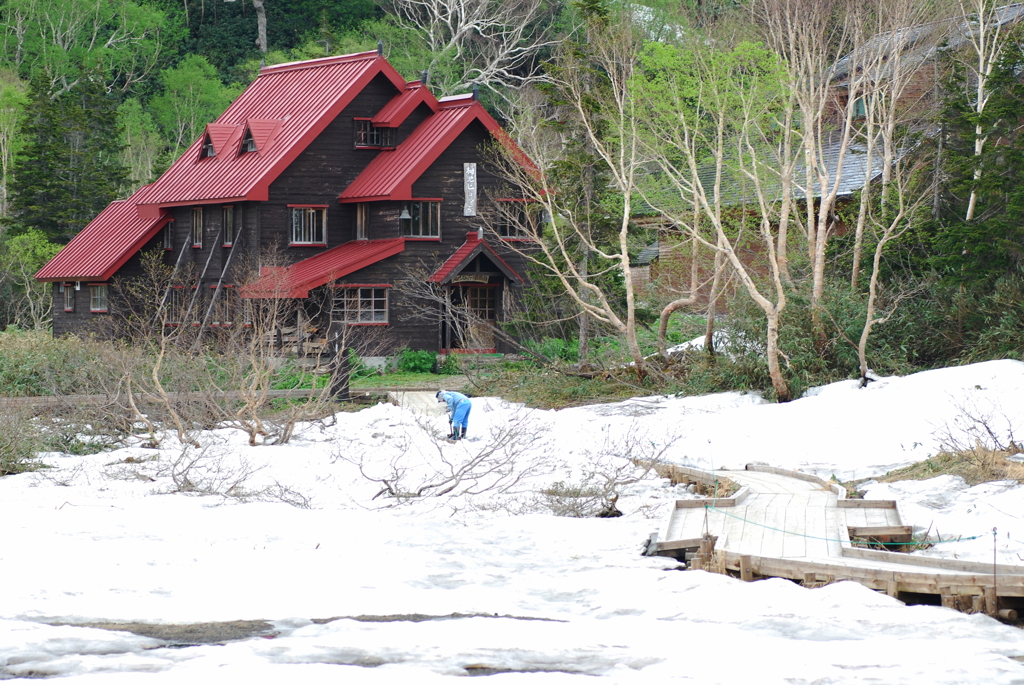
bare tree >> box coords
[385,0,561,101]
[336,405,552,509]
[490,16,653,376]
[633,34,797,399]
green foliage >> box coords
[0,228,61,329]
[9,77,127,243]
[435,353,460,375]
[117,98,163,188]
[0,0,173,94]
[0,328,105,395]
[527,337,580,363]
[928,41,1024,285]
[152,55,243,153]
[270,363,329,390]
[396,348,437,374]
[0,69,29,212]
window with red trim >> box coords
[400,201,440,237]
[291,207,326,245]
[354,120,395,148]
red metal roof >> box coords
[35,186,171,282]
[340,100,507,202]
[241,238,405,299]
[371,81,438,127]
[428,232,523,284]
[135,51,407,217]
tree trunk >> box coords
[704,247,725,357]
[765,310,792,402]
[578,246,590,369]
[253,0,268,55]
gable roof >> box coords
[340,98,507,202]
[241,238,406,299]
[135,51,407,217]
[35,186,171,282]
[372,80,438,127]
[428,232,523,284]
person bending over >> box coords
[436,390,471,441]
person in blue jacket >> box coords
[436,389,471,440]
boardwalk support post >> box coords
[740,555,753,582]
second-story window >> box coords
[191,207,203,248]
[291,207,326,245]
[495,201,540,239]
[356,203,369,240]
[400,201,440,238]
[163,222,174,250]
[354,120,395,148]
[222,206,234,246]
[240,129,257,153]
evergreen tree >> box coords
[9,76,127,243]
[930,43,1024,285]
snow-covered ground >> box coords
[3,359,1024,682]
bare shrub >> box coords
[157,445,264,498]
[536,426,680,517]
[337,406,552,507]
[0,408,43,476]
[935,396,1022,474]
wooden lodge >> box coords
[36,49,535,356]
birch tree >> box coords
[954,0,1019,221]
[634,39,796,400]
[492,11,652,376]
[384,0,562,100]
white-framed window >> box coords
[191,207,203,248]
[164,286,185,325]
[163,222,174,250]
[334,287,389,324]
[240,129,257,153]
[201,135,216,158]
[212,286,235,326]
[495,201,539,239]
[356,203,369,240]
[62,284,74,312]
[222,205,234,246]
[290,207,326,245]
[89,285,109,313]
[400,201,440,237]
[354,120,395,148]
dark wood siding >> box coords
[264,72,402,256]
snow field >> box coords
[2,359,1024,682]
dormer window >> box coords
[354,120,395,148]
[201,135,216,158]
[241,129,257,153]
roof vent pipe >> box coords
[421,69,428,86]
[472,84,479,101]
[377,40,384,56]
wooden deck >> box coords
[649,464,1024,614]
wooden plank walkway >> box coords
[650,464,1024,609]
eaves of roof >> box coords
[339,100,509,203]
[372,81,439,127]
[428,232,523,284]
[240,238,406,299]
[35,186,171,282]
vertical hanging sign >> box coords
[463,163,477,216]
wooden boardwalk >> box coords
[649,465,1024,613]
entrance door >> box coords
[464,286,497,350]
